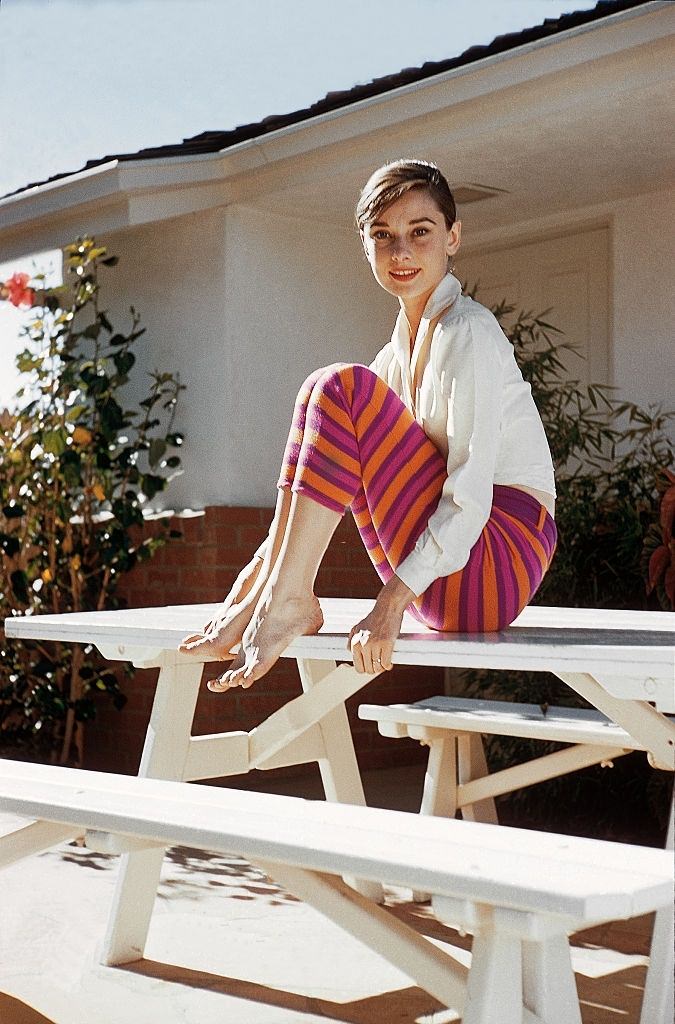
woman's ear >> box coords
[447,220,462,257]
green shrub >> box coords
[0,238,185,764]
[458,293,673,841]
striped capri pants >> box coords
[277,363,557,632]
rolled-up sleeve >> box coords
[395,315,505,596]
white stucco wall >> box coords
[102,202,394,509]
[218,204,394,505]
[608,186,674,414]
[466,184,674,414]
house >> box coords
[1,0,672,773]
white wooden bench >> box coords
[359,695,673,826]
[0,759,672,1024]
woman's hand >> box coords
[347,575,415,674]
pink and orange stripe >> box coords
[278,363,557,632]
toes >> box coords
[181,634,240,659]
[182,633,203,644]
[179,633,205,650]
[240,666,260,689]
[208,672,235,691]
[228,665,250,687]
[208,650,248,690]
[180,633,214,652]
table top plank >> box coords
[4,601,673,682]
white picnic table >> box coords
[3,599,674,1021]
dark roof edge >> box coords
[1,0,659,202]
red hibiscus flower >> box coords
[2,272,35,309]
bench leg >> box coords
[457,734,499,824]
[420,737,459,818]
[413,737,459,903]
[0,821,82,869]
[100,656,202,966]
[522,934,582,1024]
[640,785,674,1024]
[462,909,523,1024]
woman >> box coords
[180,159,557,689]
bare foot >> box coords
[208,589,324,691]
[179,555,266,660]
[179,598,260,661]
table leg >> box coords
[297,658,383,902]
[294,660,359,802]
[640,784,674,1024]
[555,672,675,771]
[100,656,203,965]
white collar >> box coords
[391,272,462,366]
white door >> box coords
[457,226,610,386]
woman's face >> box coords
[361,189,461,309]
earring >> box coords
[449,260,456,274]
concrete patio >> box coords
[0,764,658,1024]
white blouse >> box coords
[369,272,556,597]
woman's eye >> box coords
[413,227,428,236]
[372,231,389,240]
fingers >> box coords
[347,628,394,675]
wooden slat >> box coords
[359,697,652,748]
[0,761,671,924]
[4,601,673,682]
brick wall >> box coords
[84,505,445,781]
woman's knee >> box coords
[296,362,348,395]
[312,362,378,391]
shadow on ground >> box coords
[0,993,56,1024]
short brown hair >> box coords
[356,159,456,233]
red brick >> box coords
[161,544,204,566]
[171,516,205,542]
[179,568,216,587]
[239,525,268,548]
[211,524,241,548]
[212,569,238,592]
[147,567,181,587]
[321,539,350,566]
[206,505,266,526]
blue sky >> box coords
[0,0,598,404]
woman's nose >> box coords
[391,239,412,261]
